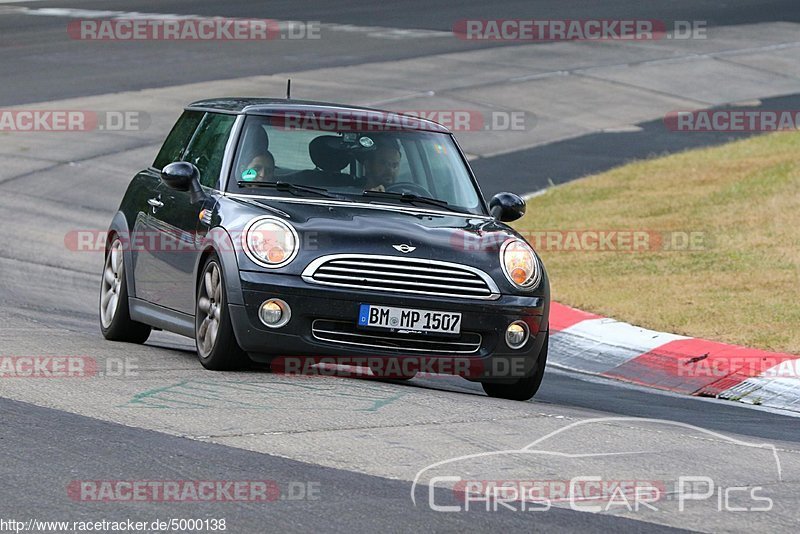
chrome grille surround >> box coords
[301,254,500,300]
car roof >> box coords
[186,98,451,134]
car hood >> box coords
[227,196,523,265]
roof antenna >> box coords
[286,79,291,100]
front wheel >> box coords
[100,237,151,344]
[195,255,249,370]
[481,333,548,401]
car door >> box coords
[132,110,203,307]
[150,112,236,313]
[133,111,236,314]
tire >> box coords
[100,237,151,344]
[195,254,249,370]
[481,333,548,401]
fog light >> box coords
[259,299,291,328]
[505,321,529,349]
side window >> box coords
[183,113,237,189]
[152,111,204,170]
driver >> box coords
[239,151,275,183]
[363,140,401,192]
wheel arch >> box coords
[194,227,244,306]
[105,211,138,299]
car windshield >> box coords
[227,114,486,215]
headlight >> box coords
[500,239,541,289]
[242,216,299,268]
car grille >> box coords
[311,319,482,354]
[301,254,499,300]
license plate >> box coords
[358,304,461,335]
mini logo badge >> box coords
[393,244,416,254]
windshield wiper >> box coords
[237,181,350,201]
[362,190,466,213]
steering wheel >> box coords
[385,182,432,197]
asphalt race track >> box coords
[1,1,799,532]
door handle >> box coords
[147,198,164,208]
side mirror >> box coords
[489,192,526,222]
[161,162,205,204]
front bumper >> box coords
[229,271,549,379]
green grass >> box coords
[515,132,800,354]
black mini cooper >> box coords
[100,98,550,400]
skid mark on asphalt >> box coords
[123,377,408,412]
